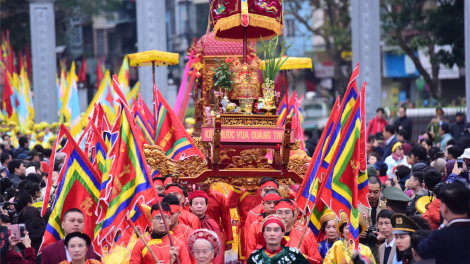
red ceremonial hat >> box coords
[187,229,222,258]
[258,215,287,248]
[188,190,208,202]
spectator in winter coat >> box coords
[438,122,453,152]
[394,106,413,141]
[5,231,37,264]
[421,169,443,230]
[367,108,388,138]
[384,142,410,177]
[367,107,388,136]
[383,125,398,160]
[450,112,469,142]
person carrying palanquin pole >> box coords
[246,215,310,264]
[197,182,234,251]
[187,229,223,264]
[162,194,195,246]
[165,183,200,230]
[274,199,322,264]
[188,190,225,264]
[130,202,192,264]
[226,180,263,261]
[153,174,173,195]
[245,189,281,257]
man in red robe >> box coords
[246,189,282,257]
[131,202,192,264]
[162,194,195,244]
[189,190,225,264]
[198,182,234,250]
[152,174,172,195]
[244,178,280,236]
[227,177,278,261]
[165,184,200,230]
[274,199,322,264]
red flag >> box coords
[154,84,205,160]
[25,46,31,76]
[96,59,103,90]
[3,69,13,117]
[78,57,87,83]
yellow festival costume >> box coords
[323,212,376,264]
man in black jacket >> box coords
[7,159,26,187]
[13,136,29,159]
[393,106,413,141]
[416,183,470,264]
[450,112,469,142]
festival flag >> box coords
[93,76,158,255]
[276,94,287,116]
[295,97,340,240]
[138,93,155,129]
[78,57,87,83]
[3,68,13,117]
[318,86,368,250]
[127,81,140,108]
[21,68,34,121]
[118,55,130,97]
[154,85,205,160]
[292,94,305,151]
[57,70,67,116]
[88,121,109,178]
[17,69,30,132]
[59,62,82,138]
[133,94,155,146]
[83,71,118,124]
[96,59,103,90]
[39,124,101,253]
[277,91,297,128]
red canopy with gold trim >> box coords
[210,0,284,42]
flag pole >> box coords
[297,180,316,249]
[298,203,316,249]
[126,218,162,263]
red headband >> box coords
[154,179,164,186]
[170,205,180,213]
[274,201,296,212]
[263,193,281,202]
[262,216,286,232]
[260,181,278,190]
[165,186,184,196]
[188,190,208,202]
[152,209,171,218]
[163,177,172,186]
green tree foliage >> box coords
[381,0,464,99]
[285,0,351,95]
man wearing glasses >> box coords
[131,202,192,264]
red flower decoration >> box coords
[225,57,233,63]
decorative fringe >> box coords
[128,50,179,67]
[213,14,283,42]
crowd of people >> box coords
[0,106,469,264]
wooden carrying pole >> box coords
[126,218,162,263]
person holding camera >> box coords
[359,177,386,228]
[1,207,10,260]
[5,230,37,264]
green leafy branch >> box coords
[212,57,235,91]
[260,35,291,83]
